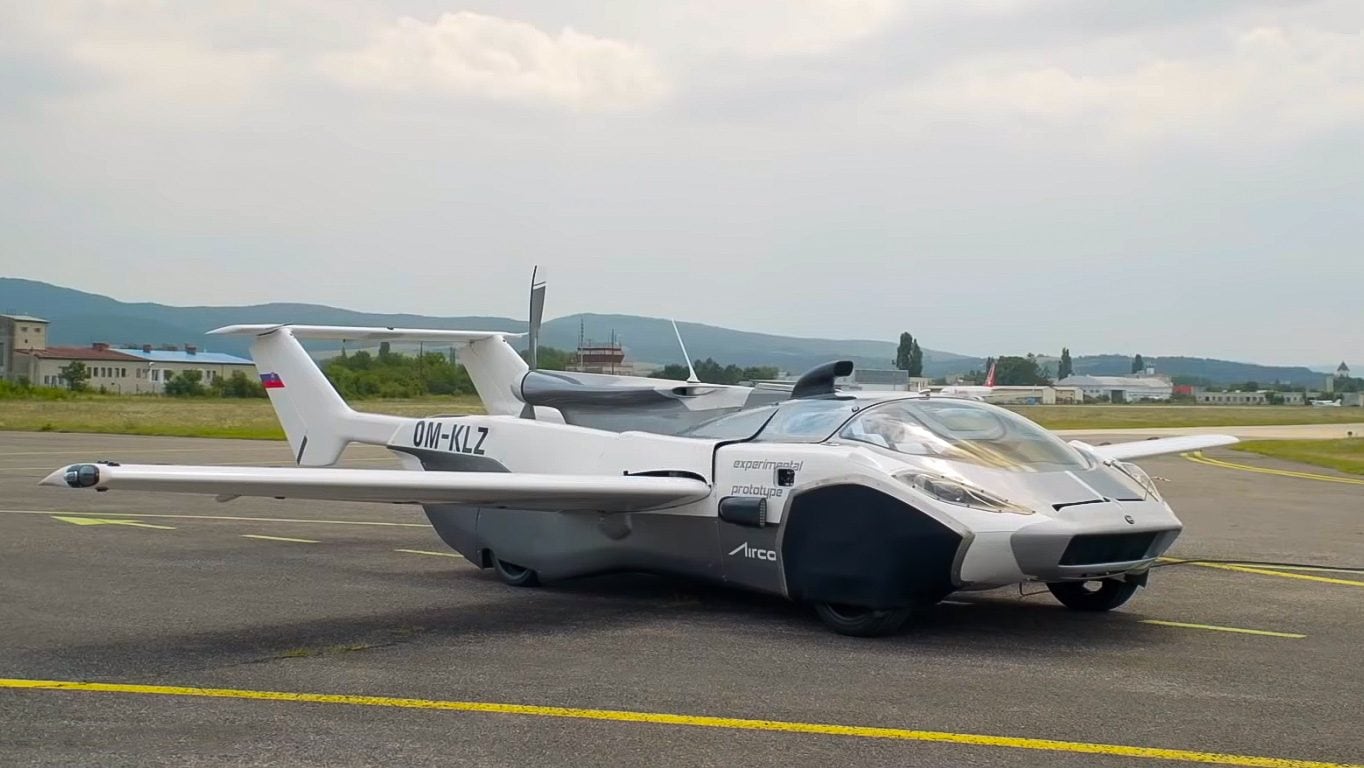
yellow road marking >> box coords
[1,509,427,528]
[395,548,465,559]
[1140,620,1305,639]
[1227,563,1364,575]
[241,534,318,544]
[0,678,1355,768]
[50,515,175,530]
[1183,452,1364,486]
[1161,558,1364,588]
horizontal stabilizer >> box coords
[41,464,710,512]
[1075,435,1239,462]
[210,324,523,342]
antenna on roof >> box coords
[671,320,700,384]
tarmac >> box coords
[0,431,1360,767]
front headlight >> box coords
[898,472,1034,515]
[1113,461,1161,500]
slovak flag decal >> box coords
[259,372,285,389]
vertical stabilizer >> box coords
[985,360,997,388]
[247,329,403,466]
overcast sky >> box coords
[2,1,1360,366]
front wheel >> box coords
[491,555,540,587]
[1046,578,1139,611]
[813,602,913,637]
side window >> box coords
[755,401,856,443]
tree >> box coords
[895,332,914,371]
[58,361,90,391]
[907,339,924,377]
[210,370,266,398]
[993,355,1051,386]
[1131,354,1145,374]
[1058,347,1073,379]
[163,369,206,397]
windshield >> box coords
[753,399,860,443]
[837,399,1088,471]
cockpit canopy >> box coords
[838,399,1089,472]
[683,396,1089,472]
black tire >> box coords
[1046,579,1139,611]
[813,602,913,637]
[491,555,540,587]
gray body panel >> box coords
[424,504,727,585]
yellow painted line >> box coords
[241,534,319,544]
[0,679,1355,768]
[1141,620,1305,639]
[0,509,427,528]
[1161,558,1364,588]
[1183,452,1364,486]
[50,515,175,530]
[395,548,465,559]
[1226,563,1364,575]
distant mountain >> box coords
[0,278,1331,386]
[1065,354,1327,388]
[0,278,967,374]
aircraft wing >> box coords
[1073,435,1239,462]
[40,464,710,512]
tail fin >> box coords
[985,360,997,388]
[212,324,531,424]
[224,328,404,466]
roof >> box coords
[17,346,142,362]
[1,314,49,323]
[1338,361,1351,372]
[116,349,254,365]
[1057,375,1173,388]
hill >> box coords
[0,278,1333,385]
[0,278,968,374]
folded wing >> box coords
[1075,434,1239,462]
[41,464,710,512]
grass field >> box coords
[0,396,484,440]
[1008,405,1364,430]
[1,398,1361,440]
[1231,438,1364,476]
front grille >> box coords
[1059,533,1158,565]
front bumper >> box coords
[1010,500,1181,582]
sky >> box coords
[1,0,1360,367]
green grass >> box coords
[0,395,484,440]
[1005,405,1364,430]
[1,398,1360,440]
[1231,438,1364,476]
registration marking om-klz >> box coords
[413,420,488,455]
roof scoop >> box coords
[791,360,853,399]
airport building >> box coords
[4,313,256,392]
[1056,374,1173,402]
[1195,390,1305,406]
[0,314,50,382]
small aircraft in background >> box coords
[937,359,997,399]
[41,277,1237,636]
[1310,399,1342,407]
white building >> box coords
[1057,374,1173,403]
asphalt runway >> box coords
[0,431,1360,767]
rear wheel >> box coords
[1046,578,1138,611]
[813,602,913,637]
[491,554,540,587]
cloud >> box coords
[672,0,904,57]
[318,11,666,110]
[886,21,1364,148]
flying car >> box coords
[41,282,1236,636]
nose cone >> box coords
[39,464,101,488]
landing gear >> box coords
[1047,578,1139,611]
[490,554,540,587]
[813,602,914,637]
